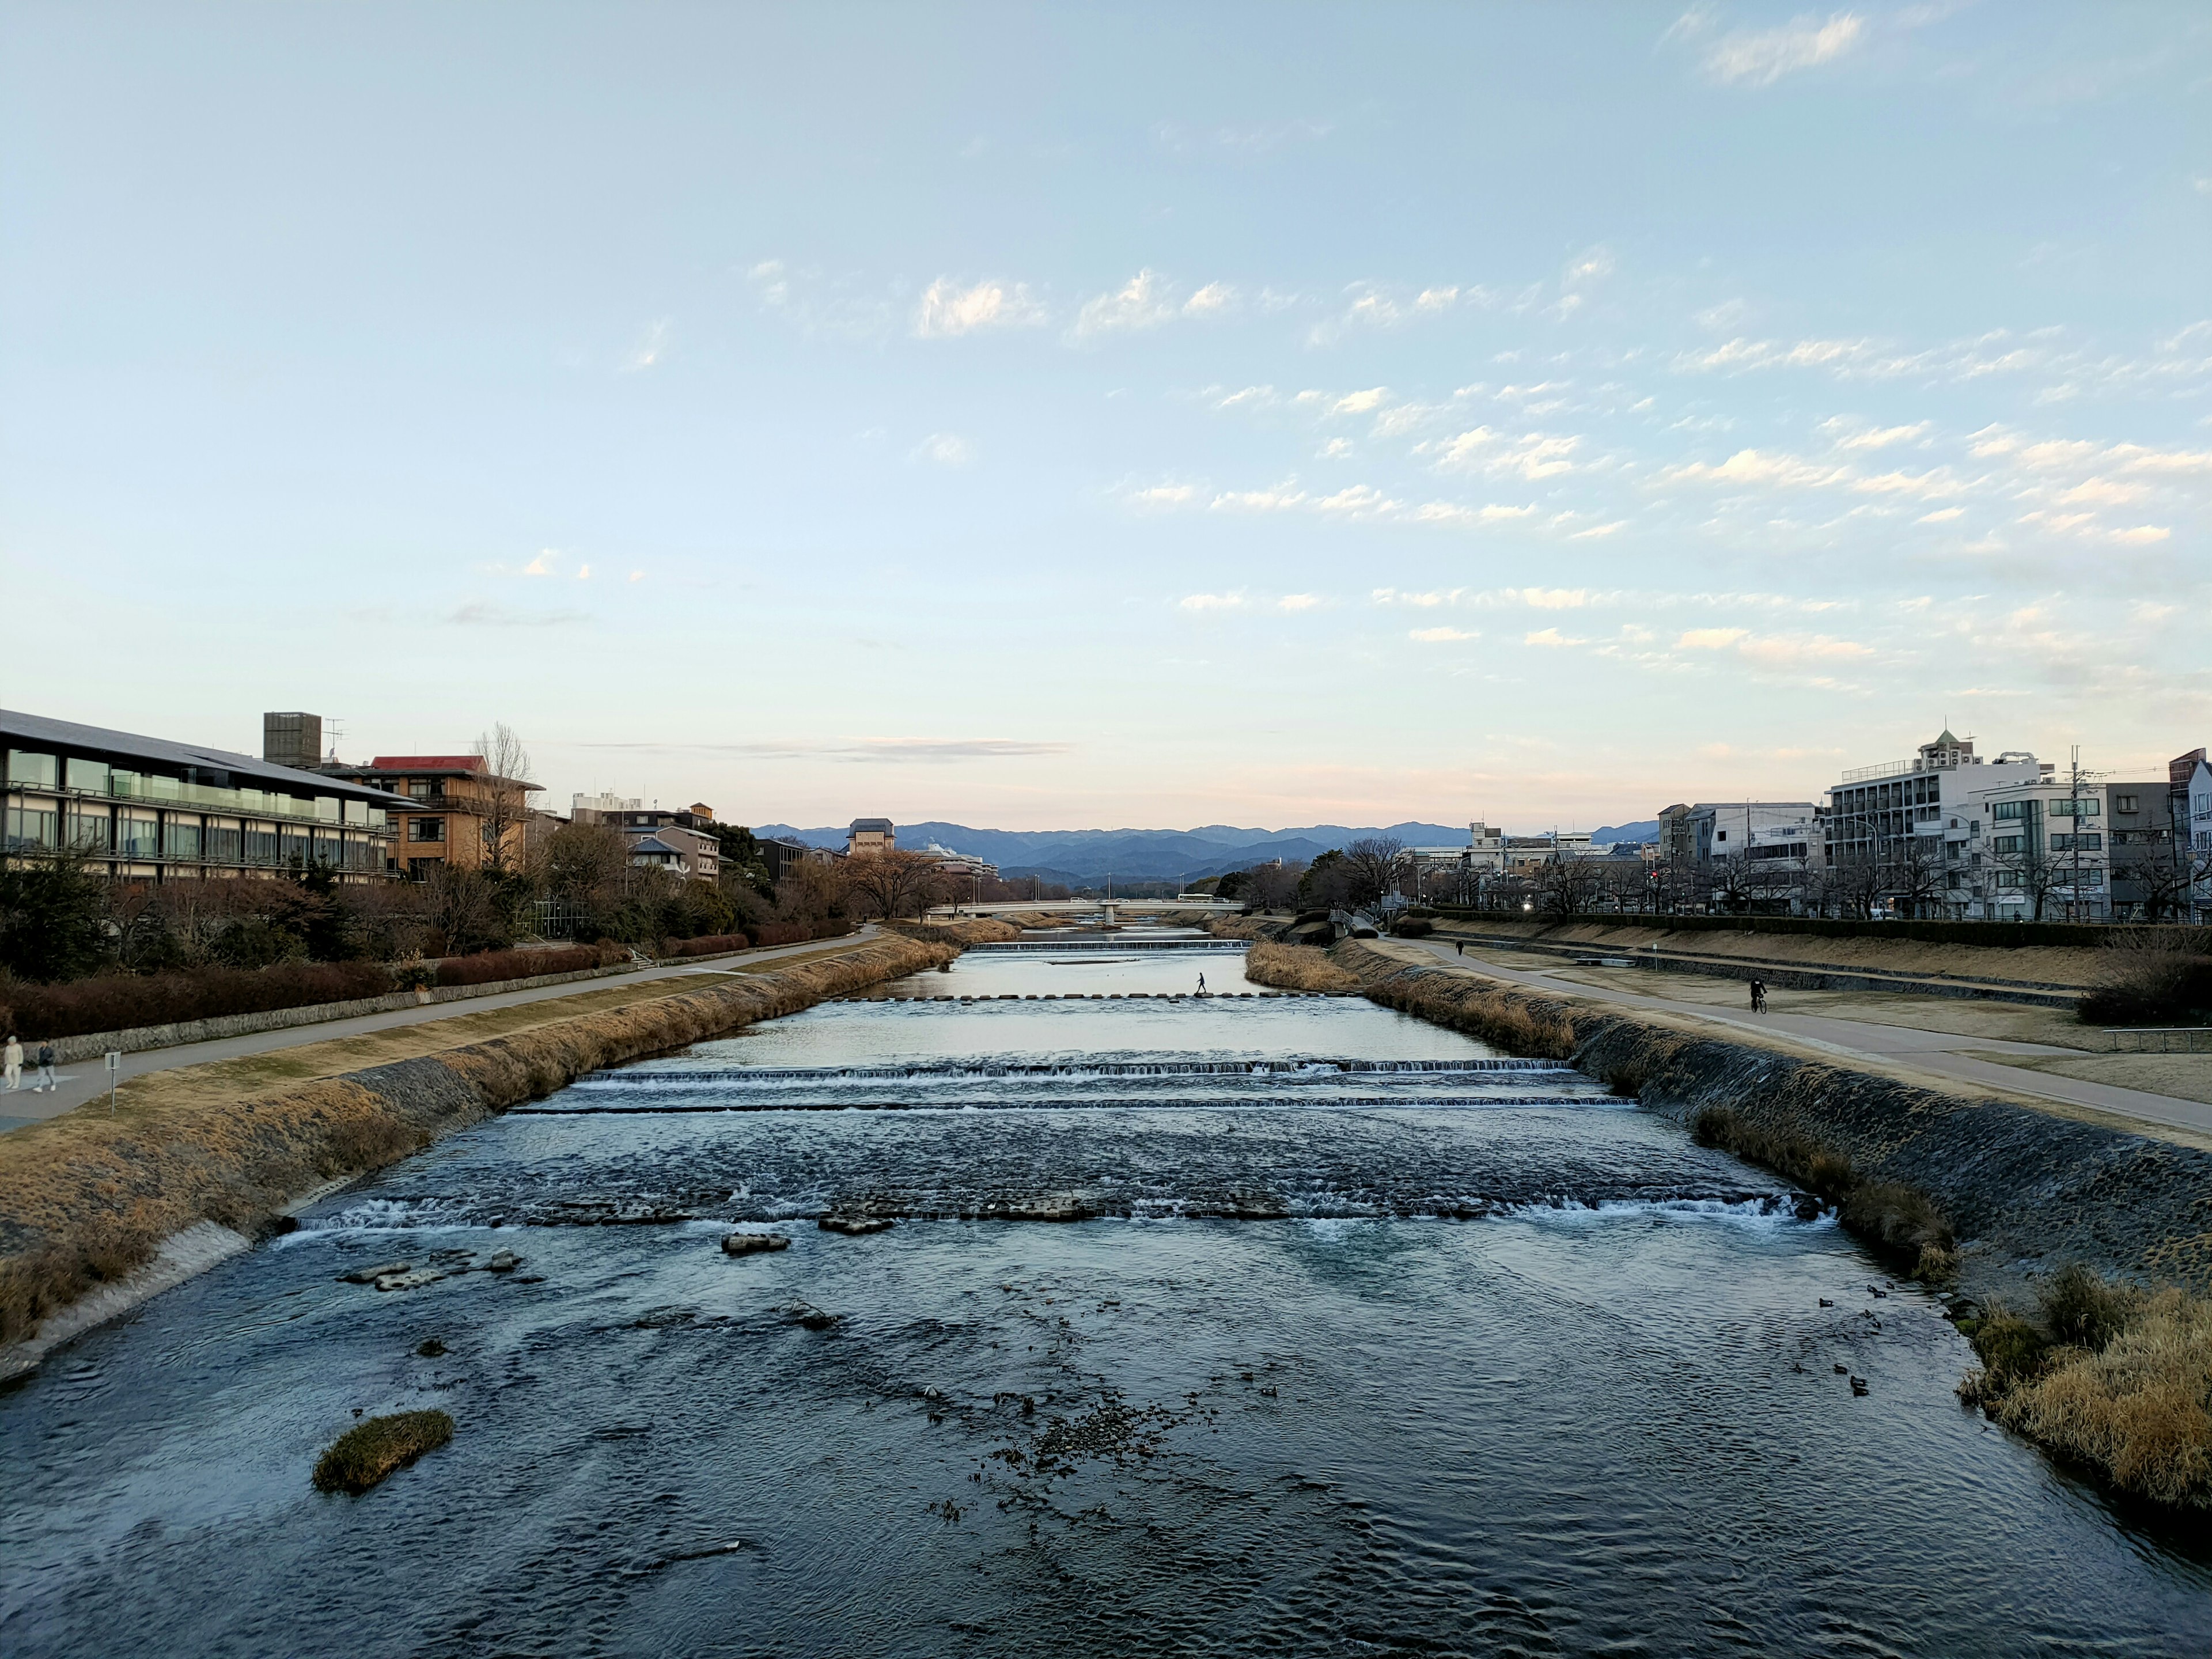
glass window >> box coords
[118,812,160,858]
[2114,794,2138,815]
[1992,800,2022,820]
[6,750,58,788]
[245,823,282,866]
[315,796,341,823]
[162,819,202,859]
[280,827,311,868]
[5,805,58,851]
[204,824,243,865]
[410,816,445,843]
[65,809,111,853]
[65,757,110,793]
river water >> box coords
[3,935,2207,1656]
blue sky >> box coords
[3,2,2207,831]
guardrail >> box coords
[2094,1027,2212,1054]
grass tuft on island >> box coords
[1240,941,1362,996]
[1959,1265,2212,1513]
[312,1409,454,1495]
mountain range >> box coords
[752,820,1662,885]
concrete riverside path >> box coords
[1394,937,2212,1142]
[0,927,884,1134]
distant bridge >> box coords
[925,896,1244,923]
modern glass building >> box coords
[2,710,410,882]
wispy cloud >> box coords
[1411,626,1479,642]
[913,276,1048,338]
[1700,11,1866,87]
[914,432,975,467]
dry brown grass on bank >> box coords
[888,918,1022,946]
[1326,941,1580,1059]
[0,933,950,1349]
[312,1410,454,1495]
[1243,941,1362,995]
[1205,916,1275,941]
[1961,1267,2212,1512]
[1691,1105,1956,1281]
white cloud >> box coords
[1524,627,1586,647]
[914,433,975,467]
[1703,11,1866,87]
[1277,593,1325,612]
[627,570,645,583]
[1821,418,1930,450]
[1320,438,1355,459]
[1128,482,1200,508]
[522,552,555,577]
[1429,426,1581,480]
[577,563,592,580]
[1178,592,1247,612]
[1521,588,1592,609]
[1073,270,1237,338]
[1333,387,1389,415]
[1677,626,1749,650]
[1410,626,1479,643]
[1916,507,1964,524]
[913,277,1048,339]
[1569,521,1628,540]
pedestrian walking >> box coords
[2,1033,20,1092]
[34,1041,58,1092]
[1197,971,1207,994]
[1456,941,1464,955]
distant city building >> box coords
[571,791,643,823]
[914,840,998,879]
[847,817,895,856]
[4,709,406,882]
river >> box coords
[3,933,2207,1655]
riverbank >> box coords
[0,932,955,1376]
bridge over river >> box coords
[923,896,1244,923]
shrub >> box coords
[2077,930,2212,1027]
[1391,918,1435,938]
[658,934,749,959]
[1961,1273,2212,1513]
[0,960,395,1041]
[430,944,617,987]
[312,1410,454,1495]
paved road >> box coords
[0,929,882,1133]
[1407,939,2212,1139]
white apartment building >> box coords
[1825,730,2050,917]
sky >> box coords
[3,2,2208,834]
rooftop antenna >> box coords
[324,717,346,764]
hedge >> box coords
[1425,907,2184,950]
[657,933,750,959]
[0,961,396,1041]
[429,943,626,987]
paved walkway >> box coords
[0,929,881,1132]
[1405,940,2212,1140]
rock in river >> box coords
[819,1215,895,1236]
[722,1232,791,1256]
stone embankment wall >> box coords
[0,934,955,1365]
[1317,940,2212,1302]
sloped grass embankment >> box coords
[0,933,954,1354]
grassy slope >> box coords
[0,935,951,1347]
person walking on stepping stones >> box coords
[1197,971,1207,995]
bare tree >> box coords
[471,722,542,873]
[1885,838,1950,920]
[1535,855,1603,918]
[1991,840,2069,921]
[1825,849,1886,921]
[1242,860,1305,911]
[1340,836,1407,912]
[844,850,948,921]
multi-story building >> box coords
[2105,775,2186,921]
[1824,730,2049,916]
[2,709,406,882]
[847,817,896,857]
[914,841,998,880]
[1976,771,2113,922]
[1681,802,1817,864]
[570,802,724,881]
[323,755,540,878]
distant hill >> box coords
[752,820,1565,885]
[1590,820,1659,845]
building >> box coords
[573,804,724,881]
[2175,748,2212,922]
[2105,775,2185,921]
[1824,731,2048,915]
[570,791,642,823]
[847,817,895,857]
[3,709,407,882]
[1683,802,1817,864]
[1975,772,2113,922]
[914,841,998,880]
[322,755,540,878]
[760,836,816,886]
